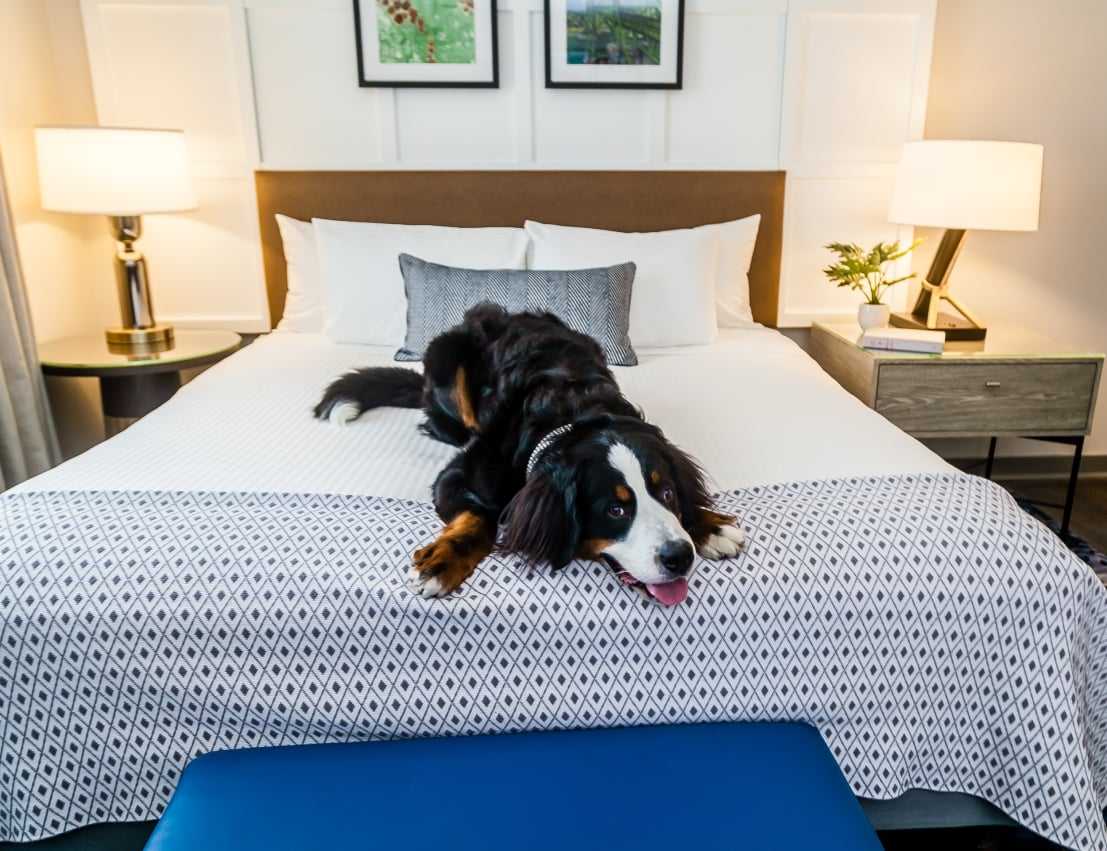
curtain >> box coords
[0,147,60,489]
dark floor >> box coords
[2,477,1103,851]
[999,475,1107,554]
[880,825,1072,850]
[0,820,1081,851]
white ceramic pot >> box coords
[858,303,890,331]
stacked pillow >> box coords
[273,211,761,363]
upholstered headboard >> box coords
[254,170,785,330]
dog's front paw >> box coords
[690,509,747,560]
[405,512,493,598]
[406,539,477,598]
[697,522,747,560]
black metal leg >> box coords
[984,437,997,479]
[1061,437,1084,537]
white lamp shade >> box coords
[888,140,1043,231]
[35,126,197,216]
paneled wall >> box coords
[78,0,935,330]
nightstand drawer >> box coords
[874,361,1098,435]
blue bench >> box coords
[143,722,881,850]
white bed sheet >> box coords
[17,327,954,499]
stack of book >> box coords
[859,326,945,353]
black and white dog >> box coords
[314,303,745,605]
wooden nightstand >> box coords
[809,321,1104,533]
[40,330,242,434]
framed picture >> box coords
[544,0,684,89]
[354,0,499,88]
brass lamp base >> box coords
[105,324,175,346]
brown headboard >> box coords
[255,170,785,329]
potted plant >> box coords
[822,239,922,330]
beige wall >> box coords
[919,0,1107,459]
[0,0,112,455]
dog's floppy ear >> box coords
[499,462,580,569]
[665,440,714,524]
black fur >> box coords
[315,303,735,597]
[312,367,422,420]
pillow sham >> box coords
[709,214,761,328]
[313,219,530,346]
[396,254,638,366]
[525,220,721,347]
[274,215,323,332]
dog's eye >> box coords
[660,486,675,504]
[607,503,629,519]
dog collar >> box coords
[525,424,575,479]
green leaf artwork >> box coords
[566,1,662,66]
[376,0,477,65]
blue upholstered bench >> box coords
[143,722,881,850]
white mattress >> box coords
[17,327,954,499]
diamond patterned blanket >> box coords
[1,473,1106,848]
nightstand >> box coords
[809,321,1104,533]
[40,330,242,434]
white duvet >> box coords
[17,327,953,499]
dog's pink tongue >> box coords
[646,577,689,606]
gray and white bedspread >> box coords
[1,472,1105,848]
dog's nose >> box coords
[658,540,694,576]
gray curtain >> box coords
[0,148,60,489]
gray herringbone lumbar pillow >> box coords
[395,253,638,366]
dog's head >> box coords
[500,419,710,605]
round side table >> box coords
[40,330,243,434]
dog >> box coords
[314,303,746,605]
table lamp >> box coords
[887,139,1043,341]
[35,126,197,347]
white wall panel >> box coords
[139,178,270,329]
[247,4,383,165]
[786,14,921,169]
[779,177,912,326]
[781,0,934,175]
[395,9,516,164]
[82,0,270,330]
[668,10,785,167]
[85,2,253,166]
[396,88,517,163]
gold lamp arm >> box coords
[894,227,986,340]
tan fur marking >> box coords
[451,366,479,431]
[688,508,739,548]
[614,485,632,503]
[650,470,661,485]
[577,538,615,559]
[411,510,495,596]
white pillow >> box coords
[709,214,761,328]
[274,215,323,332]
[314,219,530,346]
[525,221,721,347]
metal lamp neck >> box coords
[109,215,142,248]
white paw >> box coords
[405,565,445,598]
[328,401,361,427]
[698,523,747,559]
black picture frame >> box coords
[544,0,684,90]
[354,0,499,88]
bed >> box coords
[1,171,1105,850]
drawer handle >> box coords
[985,380,1002,388]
